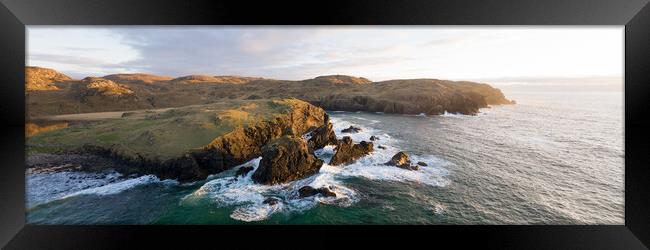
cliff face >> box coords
[251,135,324,185]
[25,67,514,118]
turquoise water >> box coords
[26,90,624,225]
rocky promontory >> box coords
[26,98,330,182]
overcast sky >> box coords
[27,26,623,87]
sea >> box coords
[26,89,624,224]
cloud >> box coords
[27,27,624,83]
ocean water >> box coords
[26,90,624,224]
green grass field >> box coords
[26,99,301,161]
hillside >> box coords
[25,66,514,118]
[102,73,174,84]
[25,66,72,91]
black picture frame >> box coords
[1,0,649,248]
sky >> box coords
[27,26,623,88]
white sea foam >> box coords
[440,111,465,117]
[182,157,358,222]
[329,115,451,186]
[26,170,124,208]
[64,175,176,198]
[26,169,178,208]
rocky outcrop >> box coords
[329,136,374,166]
[341,126,362,133]
[251,136,323,185]
[298,186,337,198]
[307,113,337,150]
[369,136,379,141]
[79,77,134,97]
[385,152,419,170]
[25,66,72,91]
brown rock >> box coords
[307,113,337,150]
[252,136,323,185]
[341,126,362,133]
[329,136,374,166]
[298,186,337,198]
[79,77,134,96]
[317,187,337,197]
[263,197,280,205]
[299,186,319,198]
[385,152,419,170]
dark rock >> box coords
[298,186,337,198]
[329,136,374,166]
[341,126,362,133]
[377,145,387,150]
[385,151,419,170]
[417,161,427,166]
[317,187,337,197]
[235,166,254,177]
[299,186,320,198]
[263,197,280,205]
[369,135,379,141]
[307,113,337,151]
[385,151,410,167]
[252,136,323,185]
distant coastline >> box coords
[26,66,514,119]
